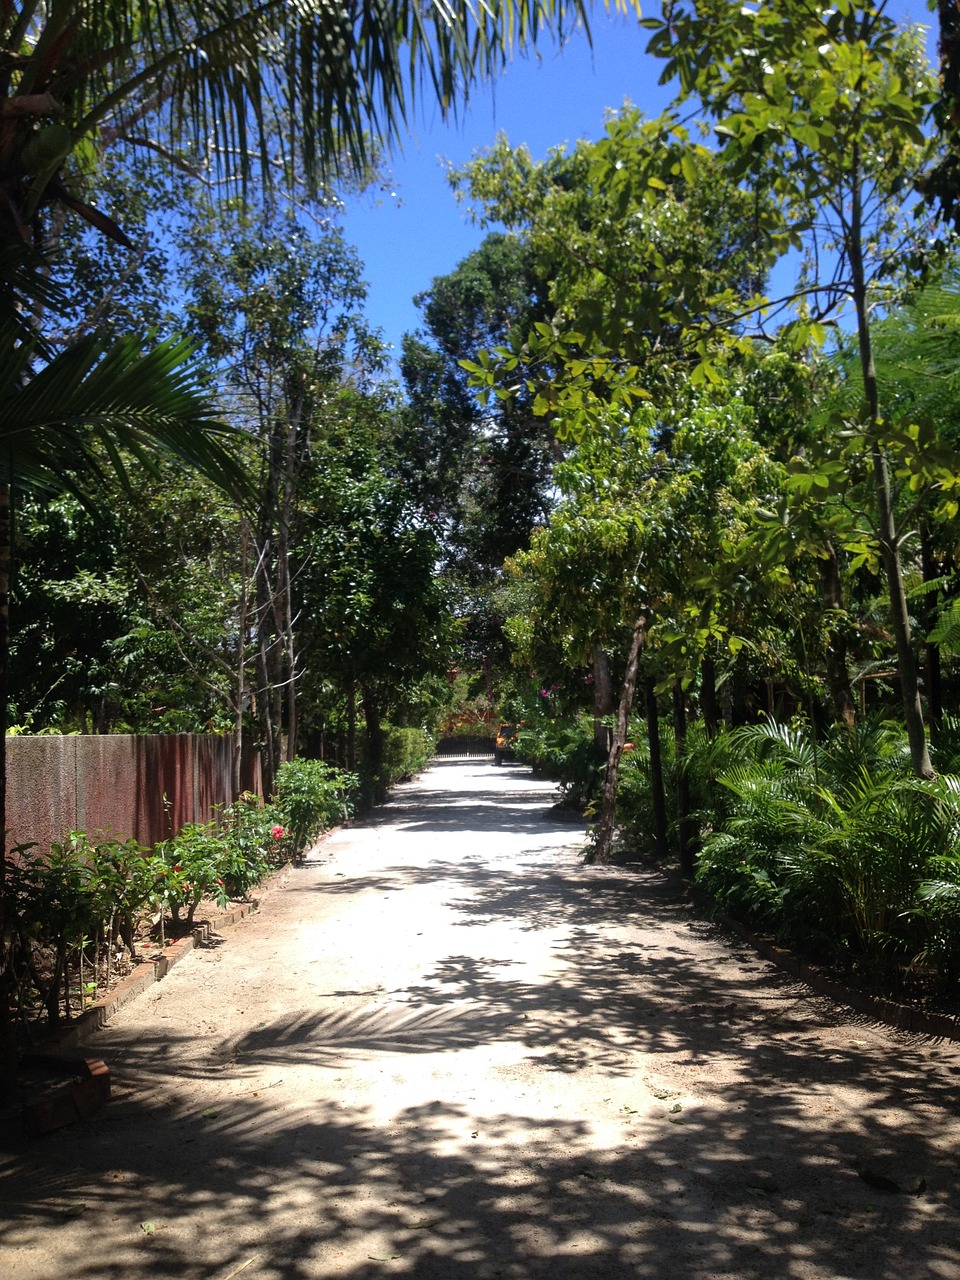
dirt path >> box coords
[3,759,960,1280]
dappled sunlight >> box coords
[3,760,960,1279]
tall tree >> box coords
[181,198,378,794]
[643,0,939,775]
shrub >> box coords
[6,832,154,1025]
[383,726,435,782]
[357,725,435,808]
[692,718,960,983]
[155,820,230,927]
[273,758,359,856]
[514,715,606,810]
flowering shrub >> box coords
[155,821,230,927]
[273,758,358,857]
[5,757,361,1029]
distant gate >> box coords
[433,736,495,760]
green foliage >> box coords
[399,231,556,582]
[6,833,156,1025]
[156,821,232,927]
[515,716,606,810]
[690,719,960,985]
[357,725,437,809]
[383,727,436,783]
[273,758,358,857]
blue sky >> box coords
[339,2,938,364]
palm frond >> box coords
[0,326,253,504]
[8,1,616,190]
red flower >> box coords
[271,825,286,840]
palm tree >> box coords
[0,0,608,264]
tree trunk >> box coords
[0,482,9,1043]
[362,685,386,801]
[920,521,943,736]
[592,616,646,866]
[592,643,615,754]
[820,543,857,728]
[644,676,669,861]
[848,143,933,777]
[347,686,357,773]
[673,682,697,878]
[700,652,720,739]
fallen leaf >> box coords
[747,1175,779,1194]
[669,1103,683,1113]
[908,1176,927,1196]
[856,1167,901,1194]
[201,1109,219,1119]
[62,1204,87,1218]
[140,1221,157,1235]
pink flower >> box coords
[271,825,286,840]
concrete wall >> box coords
[7,734,262,853]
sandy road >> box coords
[3,758,960,1280]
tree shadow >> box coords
[3,765,960,1277]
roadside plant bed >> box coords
[4,759,357,1036]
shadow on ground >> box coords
[2,765,959,1278]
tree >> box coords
[643,0,939,775]
[180,197,378,793]
[0,0,616,284]
[296,390,457,789]
[400,232,555,580]
[456,107,785,853]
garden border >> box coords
[687,880,960,1042]
[35,854,306,1052]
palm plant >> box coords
[697,717,960,979]
[0,0,607,265]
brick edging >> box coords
[45,893,266,1048]
[36,848,315,1050]
[683,879,960,1042]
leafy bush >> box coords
[384,726,435,782]
[273,757,358,856]
[692,718,960,983]
[220,793,282,888]
[6,832,155,1025]
[155,820,231,927]
[358,725,435,807]
[515,715,606,810]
